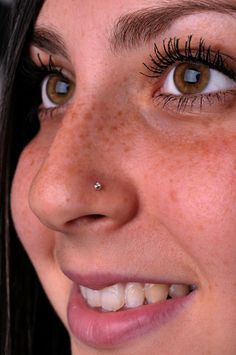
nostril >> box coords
[66,214,106,228]
[90,214,105,220]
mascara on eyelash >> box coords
[18,54,65,125]
[21,53,63,85]
[141,35,236,80]
[153,90,236,113]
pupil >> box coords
[55,81,69,95]
[184,69,201,84]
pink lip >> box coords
[67,283,196,349]
[63,270,195,290]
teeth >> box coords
[144,283,169,304]
[168,284,190,298]
[80,286,87,299]
[125,282,145,308]
[87,288,101,308]
[101,283,125,311]
[80,282,192,312]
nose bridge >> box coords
[29,99,138,231]
[51,104,99,170]
[31,101,110,200]
[46,97,122,172]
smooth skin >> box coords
[11,0,236,354]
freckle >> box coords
[79,132,87,140]
[169,190,178,202]
[197,224,204,231]
[111,125,118,132]
[201,120,211,128]
[85,112,93,121]
[117,111,123,117]
[96,125,103,132]
[222,259,229,266]
[71,111,77,121]
[85,142,93,150]
[103,136,110,145]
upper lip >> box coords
[62,269,196,290]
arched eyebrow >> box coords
[110,0,236,51]
[30,27,70,61]
[31,0,236,59]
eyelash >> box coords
[22,36,236,120]
[21,54,65,118]
[22,54,63,82]
[142,35,236,112]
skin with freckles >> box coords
[10,0,236,354]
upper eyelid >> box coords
[29,44,75,74]
[142,37,236,80]
[29,52,75,82]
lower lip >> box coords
[67,284,195,349]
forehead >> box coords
[35,0,139,60]
[34,0,236,69]
[35,0,173,69]
[35,0,236,49]
[36,0,152,35]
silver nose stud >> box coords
[94,182,103,191]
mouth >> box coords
[66,274,197,348]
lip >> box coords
[63,270,196,290]
[67,282,196,349]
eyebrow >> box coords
[30,27,70,60]
[31,0,236,58]
[111,0,236,51]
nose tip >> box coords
[29,168,139,233]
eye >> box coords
[41,73,75,108]
[162,62,235,96]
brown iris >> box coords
[46,74,75,105]
[174,63,210,94]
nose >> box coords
[29,105,138,234]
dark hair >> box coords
[0,3,11,59]
[0,1,70,354]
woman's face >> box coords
[11,0,236,353]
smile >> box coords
[80,282,194,312]
[67,275,197,348]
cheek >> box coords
[157,136,236,278]
[10,144,55,267]
[10,146,72,328]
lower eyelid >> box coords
[38,103,67,121]
[153,90,236,116]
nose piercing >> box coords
[94,182,103,191]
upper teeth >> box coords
[80,282,192,312]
